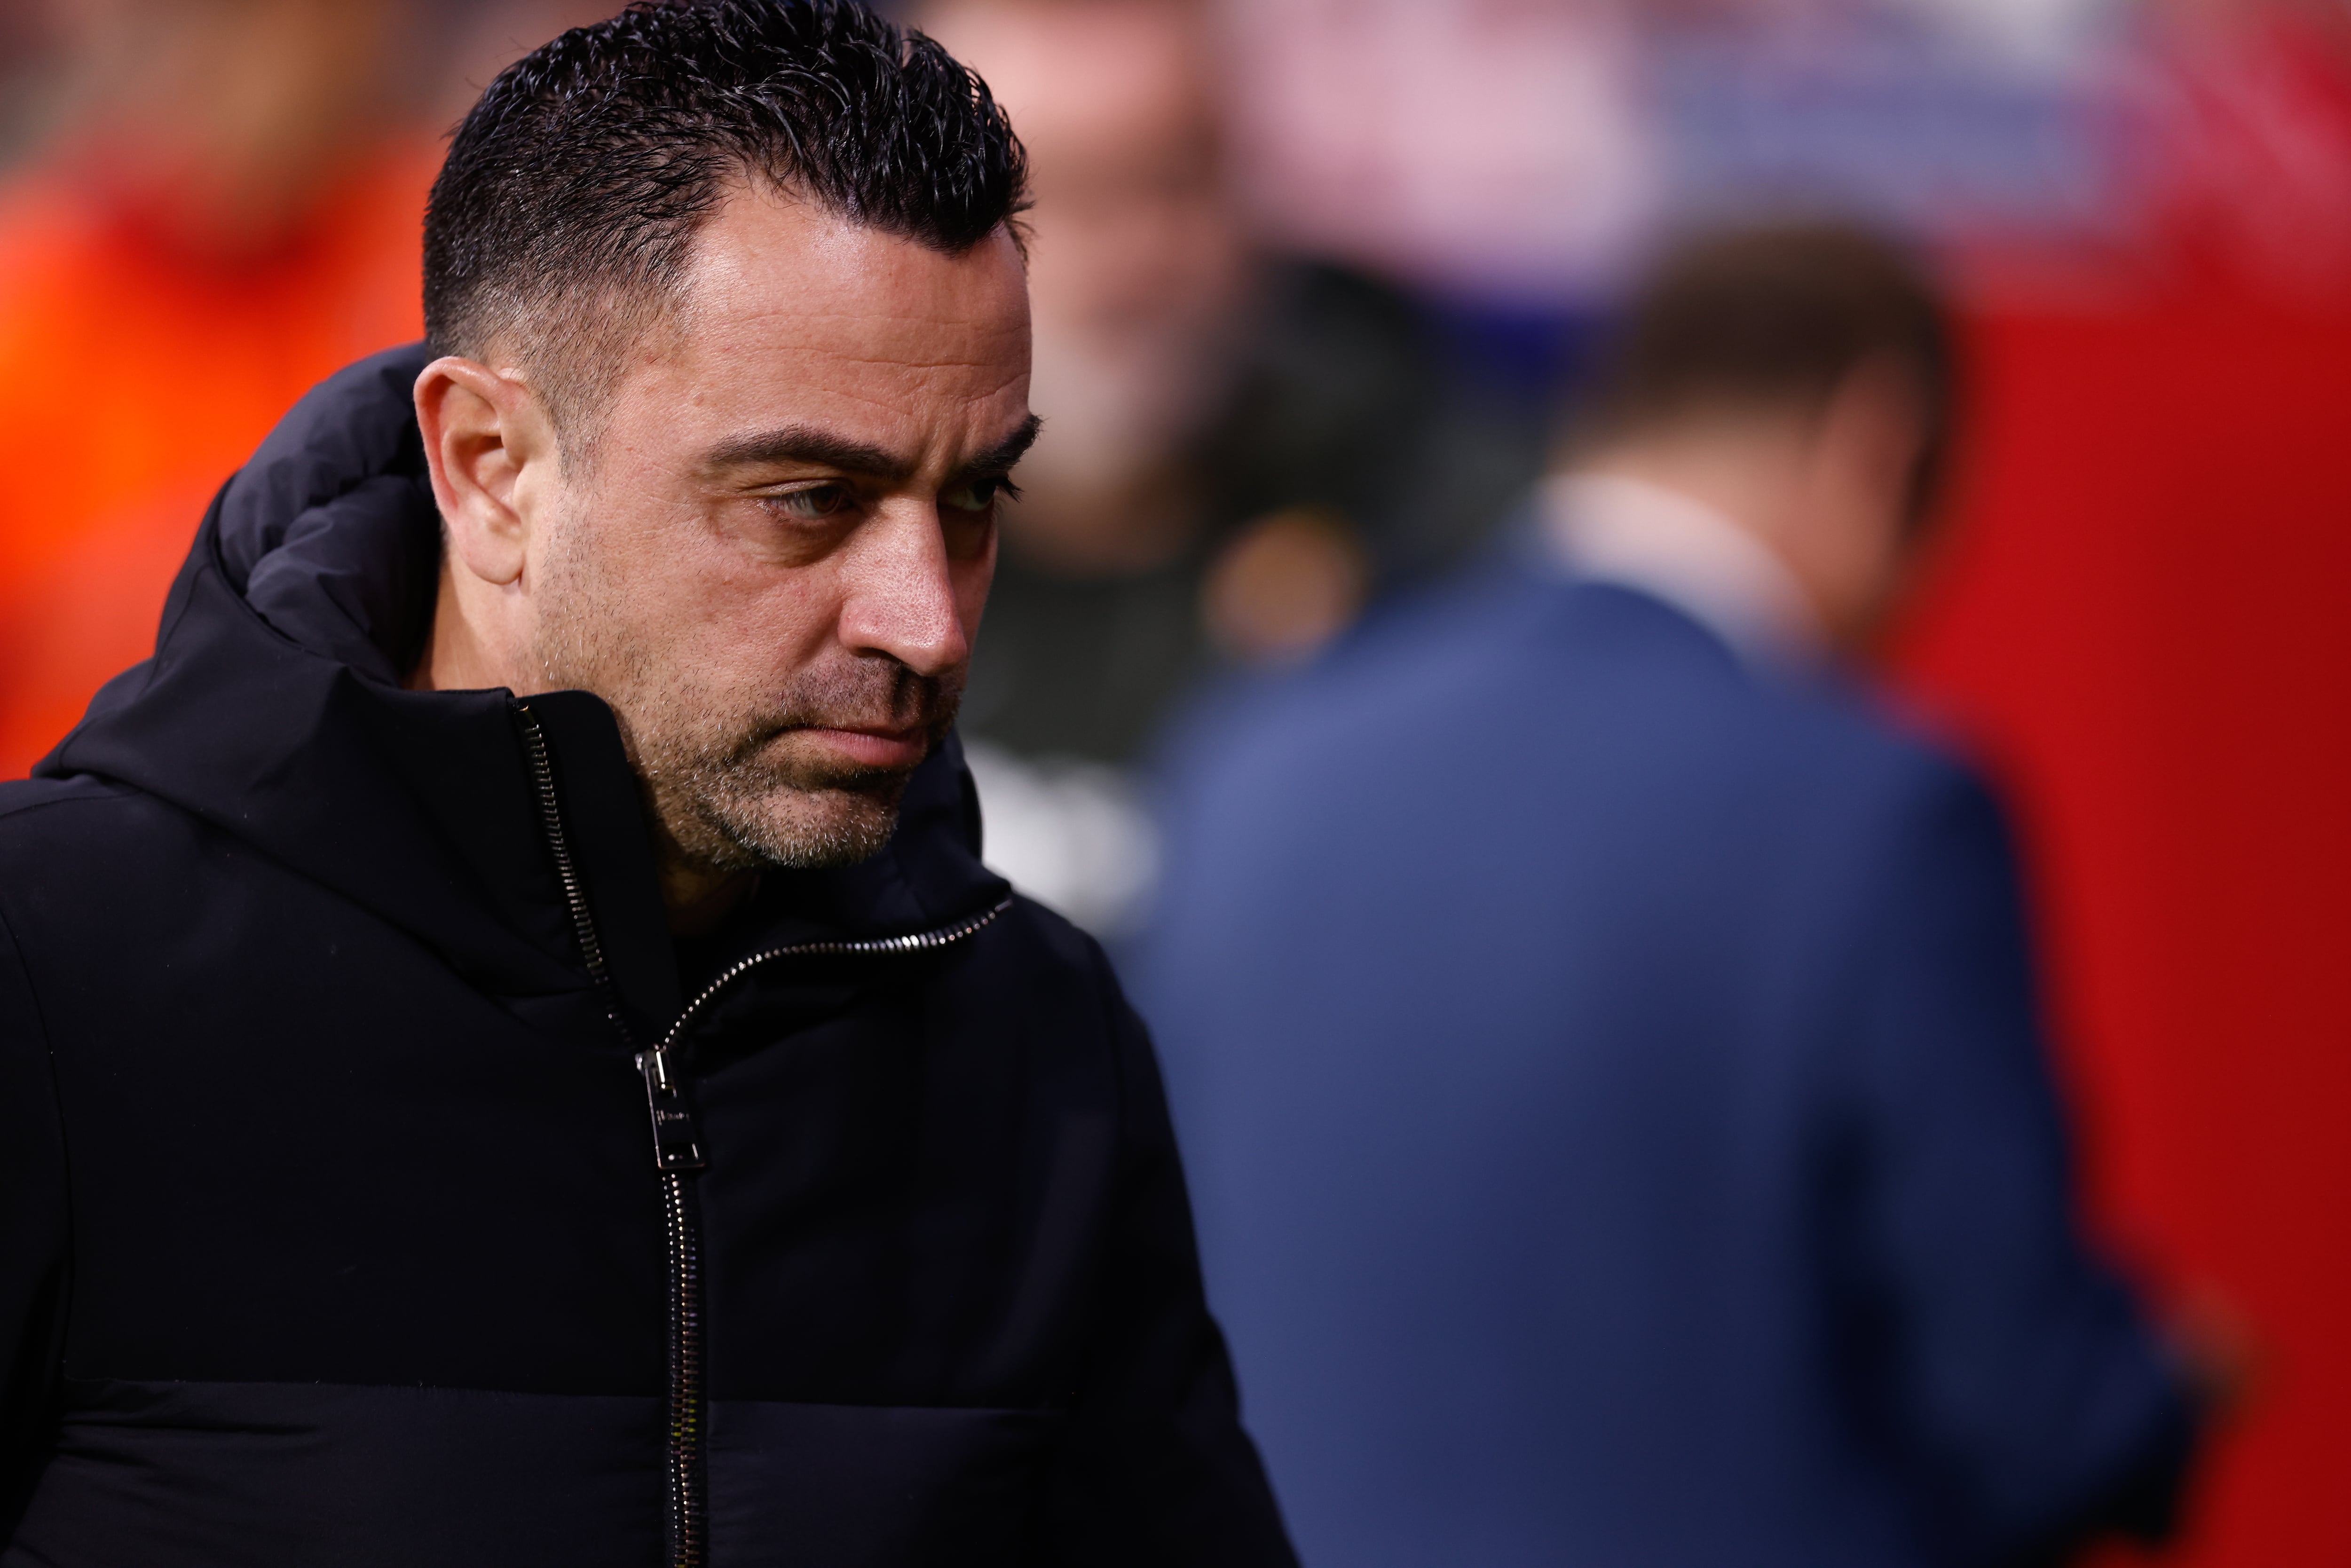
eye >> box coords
[765,482,857,521]
[941,475,1018,515]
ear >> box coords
[1817,358,1930,527]
[414,356,558,588]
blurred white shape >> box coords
[963,739,1162,939]
[1884,0,2119,70]
[1216,0,1657,304]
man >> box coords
[1139,224,2200,1567]
[0,4,1295,1564]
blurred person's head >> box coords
[431,2,629,126]
[1567,220,1957,650]
[915,0,1248,573]
[412,0,1033,925]
[48,0,417,255]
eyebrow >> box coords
[960,414,1044,481]
[702,414,1043,486]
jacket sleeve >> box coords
[1031,965,1299,1568]
[1836,763,2197,1565]
[0,903,69,1538]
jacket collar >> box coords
[1541,472,1825,676]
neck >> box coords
[1578,430,1802,557]
[663,862,759,939]
[409,566,515,693]
[1575,423,1829,627]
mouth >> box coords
[788,722,931,774]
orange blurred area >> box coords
[0,0,607,777]
[0,144,432,775]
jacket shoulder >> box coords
[0,773,155,834]
[1768,681,2006,835]
[995,891,1127,1000]
[1178,567,1983,813]
[0,775,205,889]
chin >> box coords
[716,786,905,873]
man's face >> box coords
[529,187,1033,872]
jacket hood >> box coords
[39,343,1009,1036]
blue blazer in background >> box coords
[1136,567,2195,1568]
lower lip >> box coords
[797,726,928,771]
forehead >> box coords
[617,184,1031,458]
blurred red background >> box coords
[1895,105,2351,1565]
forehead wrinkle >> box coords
[694,397,1033,484]
[724,285,1018,315]
[634,339,1024,420]
[797,355,1020,378]
[699,321,1007,359]
[690,299,1025,374]
[678,322,1025,383]
[767,371,1027,426]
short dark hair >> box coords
[1582,221,1957,521]
[423,0,1028,434]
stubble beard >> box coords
[531,524,961,875]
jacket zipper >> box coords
[513,700,1010,1568]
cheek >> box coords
[569,496,843,681]
[679,567,852,693]
[589,503,733,631]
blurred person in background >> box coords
[1138,221,2203,1568]
[0,0,427,779]
[0,0,606,780]
[915,0,1546,934]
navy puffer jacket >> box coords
[0,345,1295,1568]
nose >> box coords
[834,502,971,679]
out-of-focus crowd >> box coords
[0,1,2346,1564]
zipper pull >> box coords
[635,1048,708,1172]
